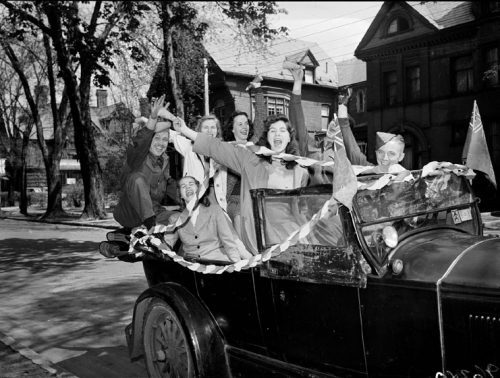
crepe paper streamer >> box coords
[128,197,338,274]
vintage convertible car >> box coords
[123,169,500,378]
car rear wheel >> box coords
[143,299,195,378]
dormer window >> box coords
[387,16,410,35]
[304,67,315,84]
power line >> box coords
[210,5,460,64]
[207,2,383,57]
[213,12,377,63]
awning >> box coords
[60,159,81,171]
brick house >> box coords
[355,1,500,209]
[205,37,339,138]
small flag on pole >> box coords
[330,114,358,210]
[462,100,497,188]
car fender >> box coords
[127,282,230,378]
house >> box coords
[355,1,500,209]
[205,37,339,135]
[336,57,368,155]
[22,87,134,189]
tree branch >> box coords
[0,0,52,35]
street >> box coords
[0,219,148,378]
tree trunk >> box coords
[162,2,184,118]
[19,135,29,215]
[43,160,65,219]
[44,7,107,219]
[42,28,66,219]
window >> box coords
[384,71,398,105]
[406,66,421,101]
[489,1,500,12]
[484,47,498,86]
[387,17,410,35]
[321,105,330,130]
[356,89,366,113]
[453,55,474,93]
[304,68,315,84]
[267,97,289,116]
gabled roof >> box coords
[336,58,366,86]
[90,102,132,133]
[356,1,475,56]
[409,1,474,29]
[25,102,132,140]
[205,37,338,87]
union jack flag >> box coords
[462,100,496,188]
[329,114,344,152]
[330,113,357,210]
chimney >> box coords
[34,85,49,108]
[139,97,151,117]
[96,89,108,108]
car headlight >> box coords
[382,226,398,248]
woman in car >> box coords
[171,105,309,255]
[167,114,229,211]
[165,176,252,262]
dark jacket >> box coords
[113,127,170,228]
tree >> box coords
[0,8,71,219]
[0,52,29,212]
[152,1,287,120]
[0,1,148,219]
[0,1,286,219]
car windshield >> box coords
[353,170,478,271]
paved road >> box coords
[0,219,148,377]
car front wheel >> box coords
[143,298,195,378]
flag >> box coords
[330,114,358,210]
[462,100,497,188]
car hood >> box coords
[390,229,500,289]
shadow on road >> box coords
[56,345,146,378]
[0,238,100,274]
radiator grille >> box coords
[468,313,500,363]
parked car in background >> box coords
[119,168,500,377]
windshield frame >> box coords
[350,170,481,276]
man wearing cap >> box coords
[337,95,406,174]
[113,95,175,232]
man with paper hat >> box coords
[336,92,406,174]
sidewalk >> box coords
[0,206,120,229]
[0,331,76,378]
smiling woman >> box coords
[163,176,252,263]
[170,76,309,253]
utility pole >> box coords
[203,58,209,116]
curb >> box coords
[0,215,118,230]
[0,330,78,378]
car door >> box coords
[195,267,265,354]
[252,187,369,376]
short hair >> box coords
[177,176,210,208]
[195,114,222,139]
[256,114,299,169]
[222,111,254,141]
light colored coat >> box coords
[170,131,227,210]
[165,203,242,262]
[193,133,308,254]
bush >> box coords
[30,192,47,208]
[65,180,84,208]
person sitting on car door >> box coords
[164,176,252,263]
[113,95,175,233]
